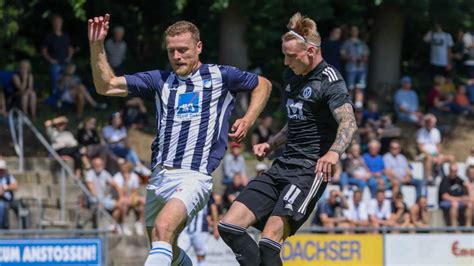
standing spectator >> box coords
[363,140,390,197]
[463,29,474,78]
[222,142,247,185]
[341,25,369,108]
[322,26,343,72]
[341,143,371,192]
[423,23,454,77]
[77,117,120,173]
[11,60,37,119]
[410,195,430,228]
[122,97,148,129]
[390,192,413,229]
[368,189,394,229]
[394,76,422,124]
[384,140,426,199]
[465,146,474,167]
[439,163,472,227]
[251,115,273,146]
[105,26,127,75]
[416,114,455,183]
[58,63,107,117]
[45,116,90,178]
[41,14,74,98]
[341,190,370,230]
[312,190,348,229]
[114,161,145,236]
[0,159,26,229]
[85,158,122,232]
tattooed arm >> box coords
[316,103,357,181]
[253,123,288,160]
[329,103,358,155]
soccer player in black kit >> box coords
[218,13,358,266]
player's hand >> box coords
[253,142,271,161]
[88,14,110,44]
[229,118,252,143]
[315,151,339,182]
[213,225,220,240]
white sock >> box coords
[144,241,173,266]
[171,247,192,266]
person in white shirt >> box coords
[85,157,122,232]
[423,23,454,77]
[113,160,145,236]
[368,189,394,229]
[341,190,369,232]
[416,114,455,183]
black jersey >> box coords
[278,60,351,167]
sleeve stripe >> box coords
[323,67,339,82]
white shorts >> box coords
[144,168,212,228]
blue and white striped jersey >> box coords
[125,64,258,175]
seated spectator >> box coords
[465,147,474,167]
[0,86,6,120]
[85,158,122,233]
[341,143,371,192]
[354,108,373,144]
[453,84,473,115]
[312,190,348,229]
[438,163,472,227]
[467,79,474,104]
[384,140,426,198]
[427,75,455,113]
[377,115,401,154]
[465,166,474,211]
[368,189,395,229]
[394,76,422,124]
[122,97,148,129]
[102,112,148,173]
[416,114,455,183]
[341,190,369,230]
[0,159,26,229]
[390,192,413,229]
[410,195,430,228]
[222,142,247,185]
[363,100,381,130]
[113,161,144,236]
[363,139,390,198]
[45,116,90,178]
[251,115,274,146]
[11,59,37,119]
[77,117,120,173]
[223,173,246,210]
[58,63,106,117]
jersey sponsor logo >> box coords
[303,87,312,99]
[286,99,306,120]
[177,92,201,120]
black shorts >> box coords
[235,159,327,235]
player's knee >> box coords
[217,221,245,243]
[154,221,175,240]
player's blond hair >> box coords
[282,12,321,47]
[165,20,200,42]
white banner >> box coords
[385,234,474,266]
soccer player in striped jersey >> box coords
[218,13,357,265]
[88,14,271,266]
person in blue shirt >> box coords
[394,76,422,124]
[363,139,390,198]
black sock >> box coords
[218,221,260,266]
[259,237,282,266]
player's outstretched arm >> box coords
[253,124,288,160]
[229,76,272,142]
[316,103,357,181]
[88,14,128,97]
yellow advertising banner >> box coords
[281,234,383,266]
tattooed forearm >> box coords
[268,124,288,151]
[330,103,358,155]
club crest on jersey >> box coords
[303,87,312,99]
[286,99,306,120]
[203,79,212,88]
